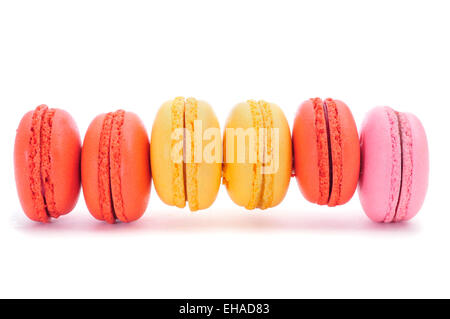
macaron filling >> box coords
[110,110,126,222]
[259,100,274,209]
[246,100,275,210]
[169,97,202,211]
[381,107,414,223]
[311,98,343,207]
[97,110,126,223]
[28,105,57,222]
[322,100,333,202]
[185,97,199,211]
[247,100,264,209]
[325,99,343,207]
[311,98,343,206]
[393,110,413,222]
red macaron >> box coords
[81,110,151,223]
[14,104,81,222]
[292,98,360,206]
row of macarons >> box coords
[14,97,429,224]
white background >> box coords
[0,0,449,298]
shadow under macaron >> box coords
[11,208,420,235]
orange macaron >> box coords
[81,110,151,223]
[292,98,360,206]
[14,104,81,222]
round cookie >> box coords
[223,100,292,210]
[292,98,360,206]
[82,110,151,223]
[14,104,81,222]
[151,97,222,211]
[358,106,429,222]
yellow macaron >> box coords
[151,97,222,211]
[223,100,292,210]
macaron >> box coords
[358,106,429,222]
[14,104,81,222]
[151,97,222,211]
[81,110,151,223]
[223,100,292,210]
[292,98,360,206]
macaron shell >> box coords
[358,107,402,222]
[45,109,81,216]
[292,100,325,204]
[267,103,292,207]
[14,111,47,222]
[188,100,222,211]
[150,100,185,208]
[397,112,428,221]
[113,112,151,222]
[293,99,359,206]
[223,101,291,209]
[82,112,151,223]
[328,100,360,206]
[81,114,113,222]
[15,107,81,222]
[223,102,257,208]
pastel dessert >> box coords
[358,106,429,222]
[14,104,81,222]
[223,100,292,209]
[151,97,222,211]
[82,110,151,223]
[292,98,360,206]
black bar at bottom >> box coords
[0,299,446,317]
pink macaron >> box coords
[358,106,429,222]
